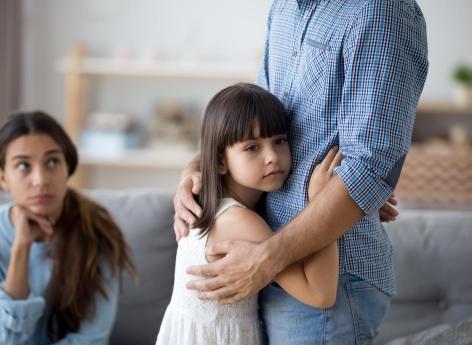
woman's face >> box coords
[0,134,69,220]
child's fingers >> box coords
[328,150,344,174]
[320,147,338,170]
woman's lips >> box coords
[29,194,54,204]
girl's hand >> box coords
[308,147,343,200]
[10,206,54,247]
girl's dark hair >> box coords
[193,83,289,236]
[0,111,137,341]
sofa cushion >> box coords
[386,317,472,345]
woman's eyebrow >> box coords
[44,149,62,156]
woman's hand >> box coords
[308,147,343,200]
[10,205,54,248]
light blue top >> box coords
[0,203,119,345]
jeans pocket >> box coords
[346,280,391,345]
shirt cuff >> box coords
[334,158,393,216]
[0,287,45,333]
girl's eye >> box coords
[246,145,259,152]
[275,138,288,145]
[17,162,30,172]
[47,158,60,168]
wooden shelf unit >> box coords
[59,45,259,188]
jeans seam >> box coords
[346,281,361,345]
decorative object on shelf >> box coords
[149,102,199,148]
[452,64,472,107]
[449,125,470,147]
[80,111,144,155]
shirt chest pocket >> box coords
[296,38,332,104]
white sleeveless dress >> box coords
[156,198,263,345]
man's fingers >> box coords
[220,293,245,305]
[186,276,225,292]
[197,286,236,301]
[176,206,198,226]
[181,194,202,219]
[186,261,220,277]
[173,218,189,241]
[191,174,202,195]
[328,150,344,174]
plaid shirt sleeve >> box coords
[334,0,429,216]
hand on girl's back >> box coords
[10,205,54,246]
[173,172,203,241]
[308,147,343,200]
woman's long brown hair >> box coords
[0,111,137,341]
[193,83,289,236]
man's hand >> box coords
[379,193,399,222]
[186,240,277,304]
[173,172,202,241]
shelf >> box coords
[416,101,472,116]
[57,58,259,80]
[78,146,197,169]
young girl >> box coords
[156,83,341,345]
[0,111,136,345]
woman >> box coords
[0,111,136,345]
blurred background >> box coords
[1,0,472,209]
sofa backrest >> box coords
[378,210,472,344]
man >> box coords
[173,0,428,343]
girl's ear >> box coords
[218,156,228,175]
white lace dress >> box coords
[156,198,263,345]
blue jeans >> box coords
[259,274,391,345]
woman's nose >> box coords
[31,167,50,187]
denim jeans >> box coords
[259,274,391,345]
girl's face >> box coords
[0,134,69,220]
[221,123,291,207]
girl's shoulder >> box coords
[210,200,273,243]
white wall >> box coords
[417,0,472,100]
[21,0,272,119]
[19,0,472,189]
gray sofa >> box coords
[1,190,472,344]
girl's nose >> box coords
[265,146,279,164]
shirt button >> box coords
[291,50,298,58]
[284,91,288,97]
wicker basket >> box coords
[396,142,472,210]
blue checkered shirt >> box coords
[257,0,428,296]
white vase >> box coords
[454,84,472,107]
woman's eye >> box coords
[47,158,60,168]
[17,162,30,171]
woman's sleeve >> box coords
[51,267,120,345]
[0,285,46,345]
